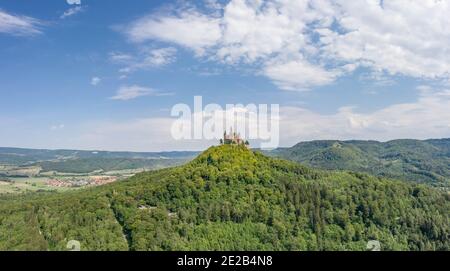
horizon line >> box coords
[0,137,448,153]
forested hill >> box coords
[0,145,449,251]
[268,139,450,187]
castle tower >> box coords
[221,128,249,147]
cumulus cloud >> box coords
[122,0,450,90]
[217,0,310,63]
[264,58,339,90]
[125,9,222,55]
[110,85,172,101]
[318,0,450,79]
[0,9,42,36]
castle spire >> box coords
[221,128,249,148]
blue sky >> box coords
[0,0,449,151]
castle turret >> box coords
[221,129,249,148]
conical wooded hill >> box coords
[0,145,448,251]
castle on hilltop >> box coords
[220,128,250,147]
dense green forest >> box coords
[0,145,448,251]
[269,139,450,188]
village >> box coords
[45,176,118,188]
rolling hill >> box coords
[0,147,198,176]
[0,147,198,164]
[0,145,448,251]
[269,139,450,188]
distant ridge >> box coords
[268,138,450,187]
[0,147,199,165]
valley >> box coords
[0,148,197,195]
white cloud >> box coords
[61,86,449,151]
[50,124,65,131]
[217,0,309,63]
[61,6,83,19]
[144,47,177,66]
[109,52,133,63]
[205,0,224,10]
[319,0,450,79]
[122,0,450,90]
[67,0,81,5]
[264,58,338,91]
[62,0,83,19]
[73,117,210,152]
[70,107,259,151]
[0,10,42,36]
[110,47,177,74]
[110,85,154,101]
[279,87,450,146]
[125,9,222,55]
[91,77,101,86]
[110,85,172,101]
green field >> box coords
[0,177,74,194]
[0,155,191,195]
[0,150,193,197]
